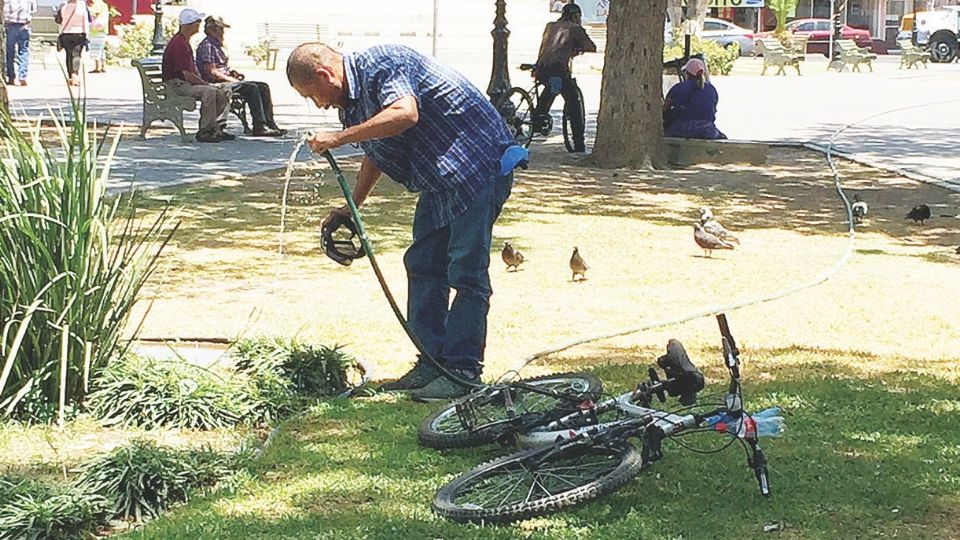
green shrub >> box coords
[86,354,251,430]
[0,477,110,540]
[243,37,275,67]
[105,19,178,65]
[664,35,740,76]
[235,338,365,397]
[74,439,239,521]
[0,105,178,423]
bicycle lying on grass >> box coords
[495,63,586,152]
[427,314,783,524]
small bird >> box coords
[569,247,588,281]
[906,204,931,224]
[694,223,735,257]
[501,242,525,271]
[851,195,868,224]
[699,207,740,245]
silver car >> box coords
[701,18,755,56]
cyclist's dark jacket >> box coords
[535,21,596,79]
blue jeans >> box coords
[5,23,31,82]
[403,173,513,374]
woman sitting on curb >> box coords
[663,58,726,140]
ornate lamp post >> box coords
[150,0,166,56]
[486,0,511,104]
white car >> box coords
[701,18,755,56]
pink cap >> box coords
[682,58,707,77]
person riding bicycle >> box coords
[532,2,596,153]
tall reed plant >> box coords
[0,105,178,422]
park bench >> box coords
[133,58,252,142]
[755,38,803,76]
[833,39,877,72]
[257,23,330,69]
[898,39,930,69]
[784,34,809,56]
[664,137,768,166]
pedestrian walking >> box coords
[55,0,91,87]
[4,0,38,86]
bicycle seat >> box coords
[519,63,536,71]
[657,339,704,406]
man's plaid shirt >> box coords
[340,45,514,234]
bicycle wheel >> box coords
[418,372,603,450]
[434,441,643,523]
[495,87,536,148]
[562,85,586,153]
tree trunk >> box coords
[590,0,666,169]
[0,0,8,113]
[685,0,712,36]
[666,0,683,32]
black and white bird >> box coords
[569,247,589,282]
[698,207,740,245]
[694,223,735,257]
[851,195,868,224]
[906,204,931,224]
[501,242,525,271]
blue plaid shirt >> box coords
[196,36,230,83]
[340,45,514,233]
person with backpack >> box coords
[55,0,91,87]
[662,58,726,140]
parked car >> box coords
[756,18,872,56]
[701,17,755,55]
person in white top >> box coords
[4,0,38,85]
[56,0,91,87]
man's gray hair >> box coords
[286,43,342,86]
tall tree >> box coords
[686,0,712,36]
[0,0,8,112]
[590,0,666,169]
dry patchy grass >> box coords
[128,143,960,381]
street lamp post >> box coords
[486,0,511,104]
[150,0,166,56]
[912,0,919,45]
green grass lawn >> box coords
[121,347,959,540]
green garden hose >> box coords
[320,151,483,390]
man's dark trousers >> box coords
[403,172,513,375]
[230,81,276,127]
[535,74,585,149]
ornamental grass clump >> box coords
[74,439,240,521]
[0,107,177,423]
[235,338,364,397]
[0,477,110,540]
[86,354,250,430]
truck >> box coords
[900,6,960,63]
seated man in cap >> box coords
[161,7,233,143]
[197,16,285,137]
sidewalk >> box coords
[10,55,960,192]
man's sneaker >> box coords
[379,360,439,392]
[409,369,480,403]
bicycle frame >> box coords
[514,314,773,497]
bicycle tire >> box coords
[562,85,586,153]
[418,372,603,450]
[434,441,643,524]
[495,87,536,148]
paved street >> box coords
[9,54,960,191]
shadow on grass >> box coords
[131,144,960,277]
[127,347,960,540]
